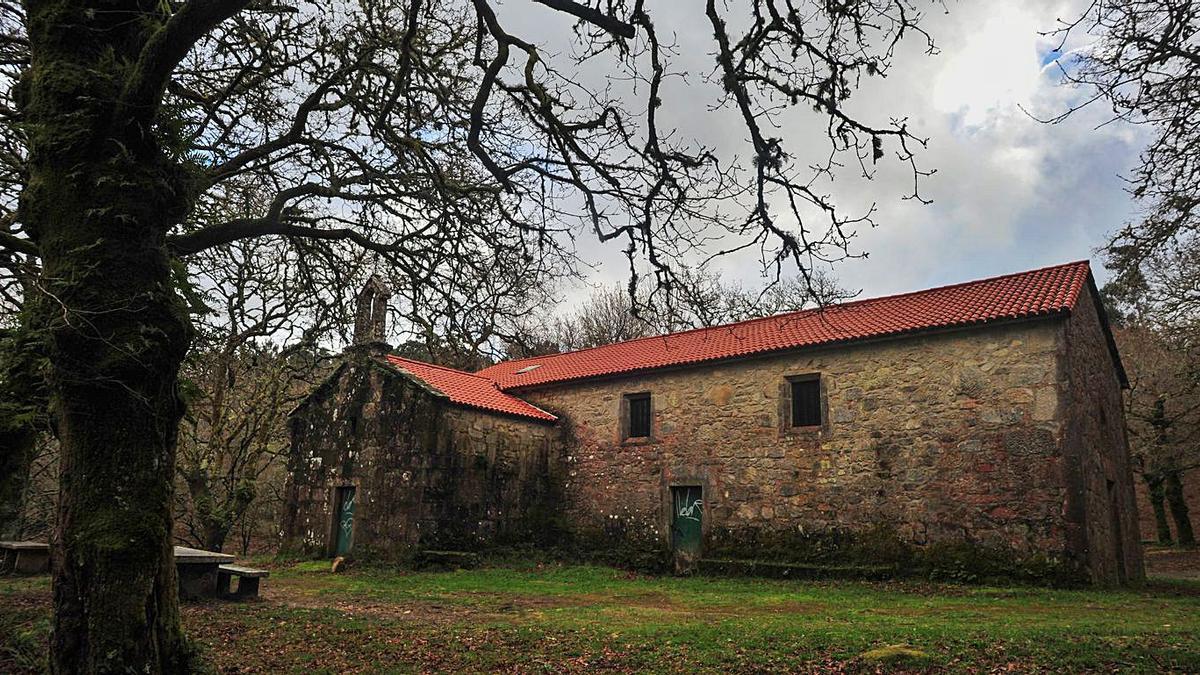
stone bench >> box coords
[414,550,480,570]
[0,541,50,575]
[217,564,269,599]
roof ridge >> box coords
[481,259,1091,372]
[388,354,502,385]
[386,354,557,421]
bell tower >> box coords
[352,274,392,351]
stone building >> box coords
[282,261,1143,584]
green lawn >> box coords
[3,561,1200,673]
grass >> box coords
[3,561,1200,673]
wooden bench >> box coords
[217,564,269,599]
[0,541,50,575]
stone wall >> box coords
[519,309,1135,579]
[281,355,561,559]
[1058,285,1144,583]
[522,318,1073,563]
[279,289,1140,583]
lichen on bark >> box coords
[18,0,205,670]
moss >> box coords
[914,541,1086,587]
[705,523,915,567]
[702,523,1086,586]
[698,558,896,580]
[857,643,931,667]
[503,500,573,549]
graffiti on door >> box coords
[671,485,703,571]
[334,486,356,556]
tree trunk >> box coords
[0,422,38,540]
[0,329,40,539]
[195,482,256,553]
[183,469,231,553]
[21,2,196,671]
[1164,469,1195,547]
[38,163,194,671]
[0,295,49,540]
[1144,473,1174,545]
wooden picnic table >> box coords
[174,545,236,599]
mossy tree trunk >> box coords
[0,284,48,540]
[0,425,36,539]
[0,406,39,540]
[1147,399,1191,547]
[1143,473,1174,545]
[1164,469,1195,547]
[18,1,224,671]
[182,467,257,553]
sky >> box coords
[495,0,1146,306]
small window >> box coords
[791,377,822,427]
[626,393,651,438]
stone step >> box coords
[698,558,898,580]
[415,550,481,570]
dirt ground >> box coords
[3,551,1200,673]
[1144,545,1200,579]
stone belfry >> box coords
[352,274,392,348]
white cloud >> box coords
[816,0,1146,296]
[932,4,1047,127]
[499,0,1148,305]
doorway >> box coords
[1107,479,1127,583]
[671,485,703,570]
[333,486,356,557]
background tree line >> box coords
[1106,249,1199,547]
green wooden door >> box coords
[671,486,703,562]
[334,487,356,556]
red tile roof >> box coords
[384,355,557,422]
[477,261,1095,390]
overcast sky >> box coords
[498,0,1145,305]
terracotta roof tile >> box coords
[384,355,557,422]
[477,260,1093,390]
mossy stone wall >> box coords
[518,304,1138,582]
[281,355,562,559]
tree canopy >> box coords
[0,0,939,670]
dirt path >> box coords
[1144,546,1200,580]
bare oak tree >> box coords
[175,233,346,554]
[0,0,935,670]
[1105,243,1200,547]
[1046,1,1200,290]
[1114,322,1199,546]
[514,267,851,355]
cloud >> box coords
[932,4,1047,127]
[499,0,1147,305]
[778,0,1147,297]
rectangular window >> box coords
[626,393,651,438]
[791,378,822,427]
